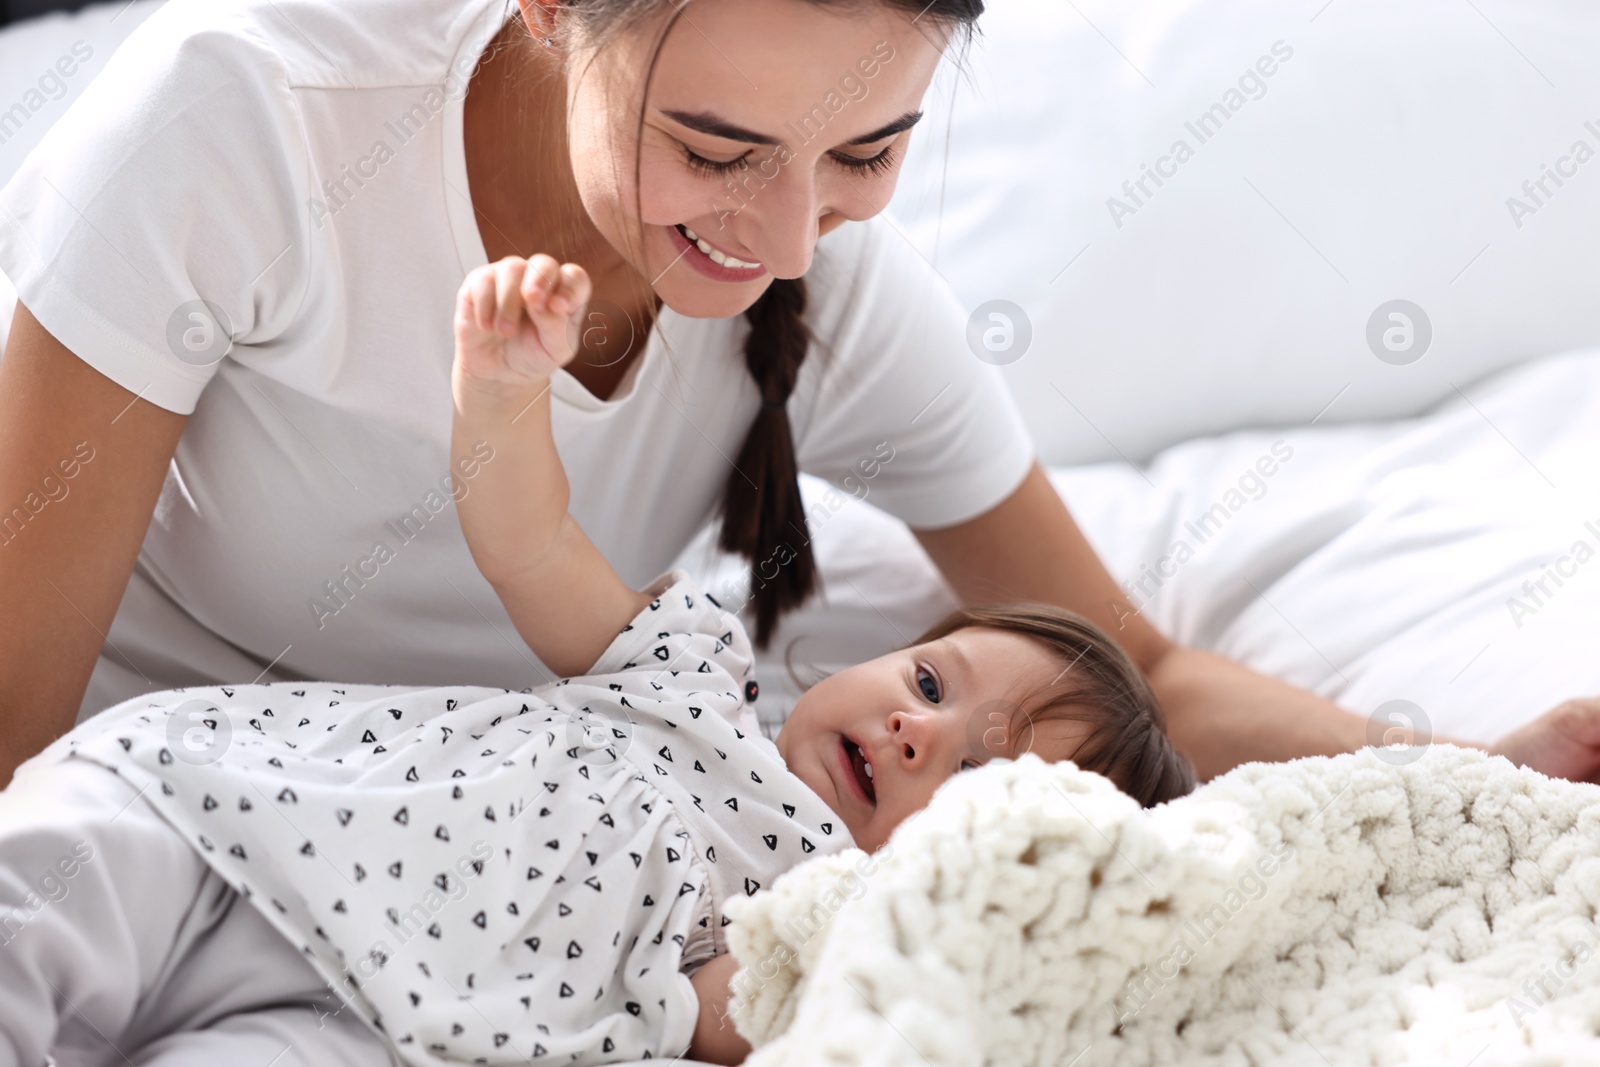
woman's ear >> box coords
[515,0,561,43]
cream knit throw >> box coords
[725,746,1600,1066]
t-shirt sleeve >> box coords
[789,213,1036,530]
[0,9,311,414]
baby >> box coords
[0,257,1193,1067]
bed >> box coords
[5,0,1600,1063]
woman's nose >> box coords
[735,170,823,279]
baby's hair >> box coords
[913,604,1196,807]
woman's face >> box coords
[547,0,950,319]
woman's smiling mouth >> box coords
[668,223,768,282]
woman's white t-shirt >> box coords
[0,0,1033,719]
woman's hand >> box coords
[453,254,592,390]
[1488,698,1600,783]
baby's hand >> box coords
[453,255,592,390]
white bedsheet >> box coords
[685,348,1600,749]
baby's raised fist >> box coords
[453,254,593,389]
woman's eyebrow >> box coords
[841,111,925,145]
[661,109,782,145]
[660,109,925,147]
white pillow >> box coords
[0,0,165,189]
[889,0,1600,465]
[0,0,165,356]
[709,348,1600,749]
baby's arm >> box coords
[688,953,753,1064]
[451,255,649,678]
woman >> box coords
[0,0,1595,798]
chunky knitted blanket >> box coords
[724,746,1600,1067]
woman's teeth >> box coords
[679,224,761,270]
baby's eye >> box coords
[959,758,981,773]
[916,667,940,703]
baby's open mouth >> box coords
[843,737,876,804]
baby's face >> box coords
[774,627,1087,852]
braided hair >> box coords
[718,276,815,646]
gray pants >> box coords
[0,755,398,1067]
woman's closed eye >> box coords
[683,144,899,179]
[829,145,898,177]
[682,147,747,178]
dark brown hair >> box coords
[524,0,985,647]
[914,604,1197,808]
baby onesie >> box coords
[51,570,853,1065]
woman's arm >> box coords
[919,463,1600,782]
[0,304,189,786]
[914,462,1432,781]
[451,255,648,679]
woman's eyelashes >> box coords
[682,144,899,179]
[832,145,898,177]
[682,147,745,178]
